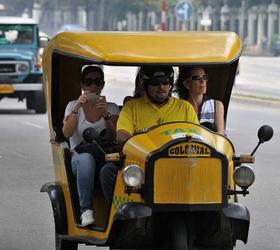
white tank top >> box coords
[199,97,216,132]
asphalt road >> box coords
[226,101,280,250]
[0,96,279,250]
[0,57,280,250]
[234,56,280,101]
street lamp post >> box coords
[161,0,167,31]
[240,0,245,40]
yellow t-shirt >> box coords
[117,95,199,135]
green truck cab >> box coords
[0,16,47,113]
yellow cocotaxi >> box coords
[41,31,271,250]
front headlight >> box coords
[233,165,255,189]
[17,62,29,73]
[122,164,144,187]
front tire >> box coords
[55,234,78,250]
[26,93,35,110]
[34,90,46,114]
[169,217,188,250]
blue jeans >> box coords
[71,153,96,213]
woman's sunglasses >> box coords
[191,74,208,82]
[84,78,104,87]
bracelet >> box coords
[71,110,78,115]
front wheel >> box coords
[169,217,188,250]
[55,233,78,250]
[34,90,46,114]
[26,93,35,110]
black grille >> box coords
[0,64,15,73]
[0,58,15,61]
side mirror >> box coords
[39,36,49,48]
[251,125,274,156]
[82,127,106,156]
[258,125,273,143]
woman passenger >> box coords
[123,71,144,104]
[175,67,225,135]
[62,65,119,226]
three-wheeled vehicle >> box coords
[41,31,273,250]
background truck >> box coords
[0,16,47,113]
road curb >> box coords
[232,92,280,106]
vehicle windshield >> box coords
[0,24,34,45]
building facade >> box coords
[32,2,280,54]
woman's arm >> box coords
[104,115,118,140]
[62,102,82,138]
[96,97,120,140]
[215,100,225,135]
[62,94,87,138]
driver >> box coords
[116,65,199,144]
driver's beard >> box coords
[147,93,169,106]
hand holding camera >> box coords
[96,96,108,115]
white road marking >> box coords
[21,121,45,129]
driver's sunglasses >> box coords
[84,77,104,87]
[148,78,170,87]
[191,74,208,82]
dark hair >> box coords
[81,65,104,84]
[133,73,143,98]
[174,66,206,100]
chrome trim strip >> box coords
[12,83,43,91]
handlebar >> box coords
[239,154,255,163]
[105,153,121,161]
[233,154,255,167]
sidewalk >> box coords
[231,56,280,105]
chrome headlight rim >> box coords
[16,62,29,73]
[122,164,144,187]
[233,165,255,189]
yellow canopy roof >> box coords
[44,31,241,64]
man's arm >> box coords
[116,129,132,145]
[116,101,134,145]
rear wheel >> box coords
[55,233,78,250]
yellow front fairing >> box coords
[113,122,235,208]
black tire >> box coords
[169,217,188,250]
[55,233,78,250]
[26,93,35,110]
[34,90,46,114]
[206,248,233,250]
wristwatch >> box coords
[103,112,111,120]
[71,110,78,115]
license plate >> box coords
[0,84,14,94]
[168,142,211,157]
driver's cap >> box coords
[139,66,174,89]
